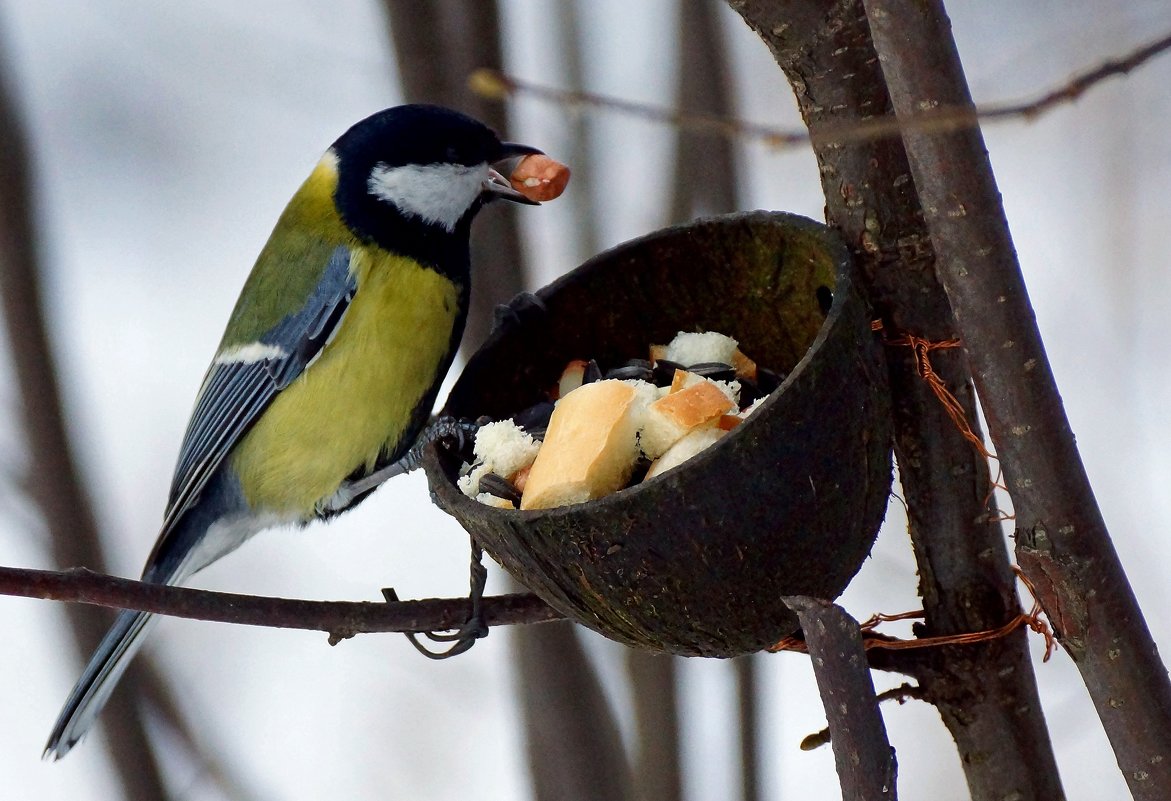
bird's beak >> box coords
[483,142,544,205]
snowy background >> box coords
[0,1,1169,799]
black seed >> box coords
[687,362,736,381]
[627,455,653,486]
[624,358,653,370]
[477,473,522,506]
[757,367,786,395]
[512,402,553,440]
[605,364,654,381]
[652,359,686,386]
[738,378,760,408]
[512,400,554,433]
[583,359,603,384]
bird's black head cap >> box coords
[331,104,538,273]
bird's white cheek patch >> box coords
[367,162,487,232]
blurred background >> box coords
[0,1,1169,798]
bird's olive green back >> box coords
[219,152,356,350]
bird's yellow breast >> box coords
[230,248,461,514]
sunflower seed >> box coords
[477,473,522,506]
[652,359,686,386]
[686,362,736,381]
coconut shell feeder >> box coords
[423,211,892,658]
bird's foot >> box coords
[317,417,480,516]
[491,291,547,334]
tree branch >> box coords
[725,1,1065,798]
[785,596,897,800]
[863,1,1171,796]
[0,565,563,637]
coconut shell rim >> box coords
[429,210,858,519]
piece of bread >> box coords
[457,420,539,498]
[512,465,531,493]
[663,331,739,367]
[718,414,743,431]
[654,379,735,427]
[520,380,641,510]
[639,377,735,459]
[739,395,769,420]
[557,359,588,399]
[668,368,740,405]
[509,154,571,202]
[645,427,727,481]
[475,492,517,510]
[731,348,757,380]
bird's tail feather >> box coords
[43,608,158,760]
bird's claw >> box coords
[491,291,547,334]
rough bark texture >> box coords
[0,36,166,800]
[723,1,1064,798]
[863,1,1171,796]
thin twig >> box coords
[800,683,926,752]
[469,29,1171,150]
[0,565,562,638]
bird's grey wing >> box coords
[158,245,356,545]
[46,248,356,757]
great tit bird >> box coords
[45,104,544,758]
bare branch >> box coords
[0,565,563,637]
[801,684,925,752]
[785,596,897,800]
[470,28,1171,150]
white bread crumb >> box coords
[740,395,769,419]
[663,331,738,367]
[459,420,539,499]
[476,492,516,510]
[645,427,726,481]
